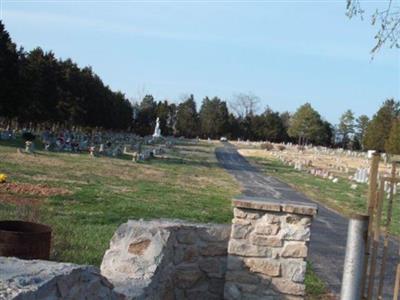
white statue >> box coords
[153,117,161,138]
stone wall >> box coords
[100,219,230,299]
[0,257,123,300]
[224,199,317,300]
[1,199,318,300]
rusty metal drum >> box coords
[0,220,52,259]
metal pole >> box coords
[341,214,369,300]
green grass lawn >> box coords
[243,153,400,237]
[0,139,239,266]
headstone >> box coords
[24,141,34,154]
[89,146,95,157]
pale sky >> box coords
[1,0,399,123]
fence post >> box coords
[340,214,369,300]
[361,152,380,298]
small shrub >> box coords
[261,142,274,151]
[276,145,286,151]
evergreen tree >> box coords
[175,95,198,138]
[355,115,370,150]
[251,108,286,142]
[199,97,229,139]
[385,117,400,155]
[316,120,334,146]
[0,22,133,130]
[20,48,61,122]
[280,111,291,142]
[364,99,400,151]
[337,110,355,149]
[288,103,325,145]
[156,100,174,136]
[227,113,241,139]
[134,95,157,135]
[240,116,253,141]
[0,21,21,119]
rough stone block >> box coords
[271,278,305,296]
[250,235,283,247]
[232,218,252,225]
[285,215,312,226]
[254,224,280,235]
[260,214,281,224]
[177,229,197,244]
[231,223,252,239]
[199,243,227,256]
[199,257,226,278]
[226,255,245,271]
[101,219,229,299]
[174,264,203,289]
[225,271,260,285]
[281,242,308,258]
[197,225,231,242]
[233,207,248,218]
[208,278,225,295]
[281,260,307,283]
[282,226,310,241]
[234,283,259,293]
[244,258,280,277]
[232,208,261,220]
[0,257,123,300]
[228,239,273,257]
[174,245,199,264]
[224,282,241,300]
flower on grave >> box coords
[0,173,7,183]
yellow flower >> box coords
[0,173,7,183]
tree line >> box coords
[335,99,400,154]
[1,21,399,154]
[0,21,132,129]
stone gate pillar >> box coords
[224,198,317,300]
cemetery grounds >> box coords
[235,143,400,237]
[0,138,331,298]
[0,139,238,266]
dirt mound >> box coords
[0,183,71,197]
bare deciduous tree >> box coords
[347,0,400,54]
[230,92,260,118]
